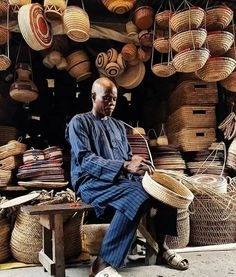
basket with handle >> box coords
[44,0,67,21]
[147,128,158,147]
[157,123,168,146]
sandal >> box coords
[157,249,189,271]
[89,266,122,277]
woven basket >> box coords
[205,5,233,31]
[66,50,91,81]
[139,30,153,47]
[23,149,45,164]
[142,172,194,209]
[196,57,236,82]
[0,25,8,45]
[0,218,11,262]
[0,140,26,160]
[168,80,218,113]
[0,54,11,71]
[95,52,108,69]
[0,169,12,186]
[151,63,176,78]
[10,209,83,263]
[173,48,210,73]
[225,47,236,61]
[126,20,138,37]
[189,193,236,245]
[0,0,8,15]
[170,6,205,33]
[116,53,126,71]
[137,47,151,62]
[167,106,216,132]
[0,155,22,170]
[63,5,90,42]
[107,48,118,62]
[171,29,207,53]
[166,209,190,249]
[206,31,234,57]
[153,37,170,53]
[102,0,136,14]
[132,5,154,30]
[220,71,236,92]
[82,224,109,255]
[105,62,121,77]
[121,43,137,62]
[44,0,66,21]
[18,3,52,51]
[155,10,173,30]
[0,126,18,146]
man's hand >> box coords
[123,155,155,176]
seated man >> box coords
[66,77,188,277]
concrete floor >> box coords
[0,250,236,277]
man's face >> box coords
[93,85,117,117]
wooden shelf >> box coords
[0,186,28,191]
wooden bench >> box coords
[21,202,158,277]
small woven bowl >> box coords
[151,63,176,78]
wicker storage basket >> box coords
[0,126,18,146]
[189,194,236,245]
[142,172,194,209]
[170,6,205,33]
[155,10,173,30]
[44,0,67,21]
[0,169,12,186]
[0,140,26,160]
[102,0,136,14]
[63,5,90,42]
[206,31,234,57]
[220,71,236,92]
[151,62,176,78]
[66,50,91,82]
[167,106,216,132]
[205,5,233,31]
[153,37,170,53]
[0,155,22,170]
[196,57,236,82]
[168,80,218,113]
[82,224,109,255]
[173,48,210,73]
[10,209,83,263]
[166,209,190,249]
[18,3,52,51]
[171,29,207,53]
[0,218,11,262]
[168,128,216,152]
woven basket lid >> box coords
[115,61,145,89]
[142,172,194,209]
[190,174,227,193]
[18,3,53,51]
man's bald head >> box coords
[92,77,117,97]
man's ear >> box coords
[92,93,96,101]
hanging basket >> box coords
[206,31,234,57]
[205,5,233,31]
[9,0,31,13]
[171,28,207,53]
[155,10,173,30]
[225,47,236,61]
[170,6,205,33]
[43,0,67,21]
[153,37,170,53]
[102,0,136,14]
[0,55,11,71]
[0,25,9,45]
[151,62,176,78]
[18,3,52,51]
[132,5,154,30]
[220,71,236,92]
[63,5,90,42]
[173,48,210,73]
[196,57,236,82]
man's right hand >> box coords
[123,155,155,176]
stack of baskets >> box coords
[0,140,26,187]
[167,79,218,152]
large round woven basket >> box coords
[82,224,109,255]
[102,0,136,14]
[189,193,236,245]
[206,31,234,57]
[205,5,233,31]
[173,48,210,73]
[18,3,52,51]
[63,5,90,42]
[171,28,207,53]
[151,63,176,78]
[142,172,194,209]
[66,50,91,82]
[170,6,205,33]
[0,218,11,262]
[190,174,227,193]
[10,209,83,263]
[166,209,190,249]
[220,71,236,92]
[155,10,173,30]
[196,57,236,82]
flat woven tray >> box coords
[18,181,69,188]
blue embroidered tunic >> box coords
[65,112,149,221]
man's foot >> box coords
[90,266,122,277]
[90,256,110,276]
[156,249,189,270]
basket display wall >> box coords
[189,194,236,245]
[168,80,218,113]
[168,128,216,152]
[167,106,216,132]
[166,209,190,249]
[10,209,83,263]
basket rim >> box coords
[171,6,204,16]
[172,28,207,37]
[206,5,233,12]
[174,47,210,57]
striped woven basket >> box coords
[206,31,234,57]
[95,52,108,69]
[173,48,210,73]
[153,37,170,53]
[196,57,236,82]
